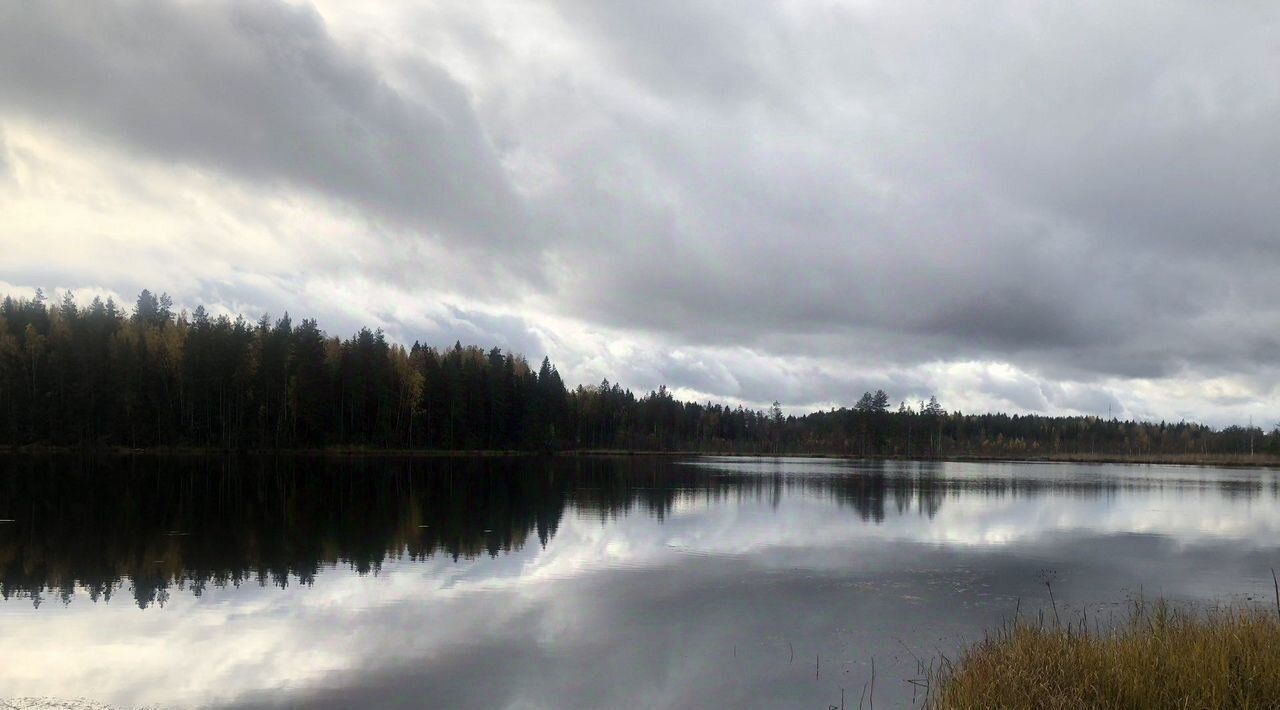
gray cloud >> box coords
[1040,382,1122,418]
[560,0,791,106]
[528,0,1280,384]
[426,305,548,362]
[3,0,1279,421]
[0,0,523,247]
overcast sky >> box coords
[2,0,1278,425]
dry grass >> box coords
[929,599,1280,709]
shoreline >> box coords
[2,445,1279,468]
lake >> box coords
[1,455,1279,708]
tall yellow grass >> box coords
[929,599,1280,709]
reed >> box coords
[928,598,1280,709]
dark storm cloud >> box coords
[536,0,1280,383]
[0,0,523,246]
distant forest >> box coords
[0,289,1275,457]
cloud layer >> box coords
[2,0,1278,424]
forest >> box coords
[1,288,1276,457]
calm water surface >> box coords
[2,455,1279,708]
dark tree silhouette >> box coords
[1,288,1275,458]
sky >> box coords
[1,0,1278,426]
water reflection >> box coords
[1,455,1279,708]
[0,456,956,606]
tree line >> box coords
[1,288,1276,457]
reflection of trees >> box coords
[0,456,1264,607]
[0,455,571,608]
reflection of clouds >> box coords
[679,457,1280,549]
[4,462,1280,708]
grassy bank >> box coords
[928,599,1280,709]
